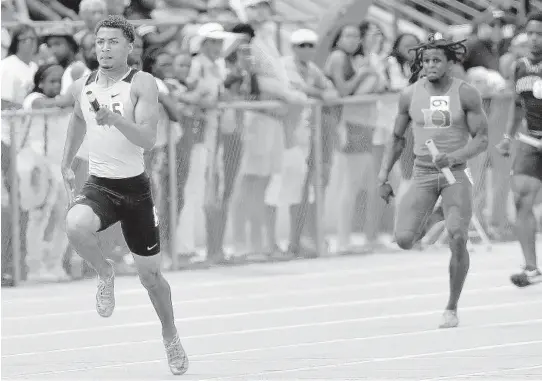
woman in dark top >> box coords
[324,22,388,253]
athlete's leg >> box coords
[394,168,439,250]
[65,193,118,318]
[121,188,188,375]
[65,205,115,280]
[132,253,177,339]
[512,175,540,269]
[439,170,473,327]
[510,174,542,286]
[509,143,542,287]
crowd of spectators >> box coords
[1,0,536,286]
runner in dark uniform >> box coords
[496,12,542,288]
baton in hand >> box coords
[425,139,456,185]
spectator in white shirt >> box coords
[280,28,338,257]
[1,25,39,110]
[185,23,232,263]
[240,0,307,257]
[0,24,39,284]
[22,63,70,282]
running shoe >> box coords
[439,310,459,329]
[510,268,542,288]
[164,334,189,375]
[96,259,115,317]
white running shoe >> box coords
[439,310,459,329]
[96,259,115,318]
[164,334,189,375]
[510,268,542,288]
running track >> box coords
[2,242,542,380]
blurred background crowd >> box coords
[1,0,541,286]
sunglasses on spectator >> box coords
[295,43,315,48]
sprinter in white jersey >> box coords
[61,16,188,376]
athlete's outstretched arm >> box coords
[62,78,87,171]
[377,87,413,184]
[99,71,159,150]
[504,61,523,138]
[450,83,489,164]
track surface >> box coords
[2,243,542,380]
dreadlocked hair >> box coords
[408,33,467,84]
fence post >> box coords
[313,104,324,257]
[275,21,283,54]
[168,121,178,270]
[9,118,21,286]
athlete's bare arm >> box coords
[504,60,523,137]
[496,60,522,156]
[61,77,87,171]
[377,85,414,184]
[96,71,159,150]
[449,83,489,164]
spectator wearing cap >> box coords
[41,25,87,95]
[182,23,232,263]
[276,28,338,257]
[74,0,107,44]
[239,0,307,257]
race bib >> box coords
[422,96,452,129]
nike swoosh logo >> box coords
[111,93,120,98]
[147,243,158,251]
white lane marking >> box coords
[1,254,517,304]
[420,363,542,380]
[2,284,525,340]
[203,340,542,380]
[1,269,512,320]
[6,319,542,378]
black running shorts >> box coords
[512,140,542,182]
[72,172,160,256]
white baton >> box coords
[517,133,542,150]
[425,139,457,185]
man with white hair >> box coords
[239,0,308,257]
[185,23,234,264]
[279,28,338,257]
[75,0,107,44]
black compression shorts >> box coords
[72,172,160,256]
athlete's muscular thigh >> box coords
[66,204,102,235]
[395,170,440,248]
[440,170,473,238]
[511,174,542,210]
[120,194,161,256]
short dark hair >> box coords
[231,23,255,41]
[141,47,170,74]
[527,11,542,23]
[95,15,135,43]
[8,24,37,56]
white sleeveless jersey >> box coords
[80,69,145,178]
